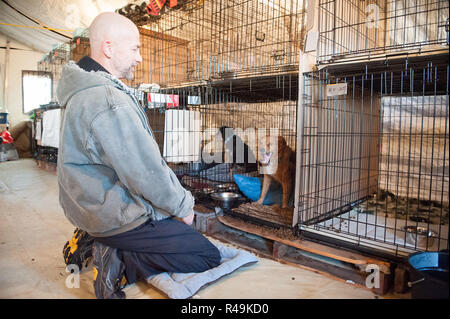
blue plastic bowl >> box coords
[407,251,449,299]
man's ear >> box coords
[102,40,113,58]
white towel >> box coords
[35,120,42,141]
[41,109,61,148]
[163,110,201,163]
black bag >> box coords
[63,228,95,269]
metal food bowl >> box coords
[211,192,242,210]
[403,226,438,247]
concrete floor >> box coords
[0,159,388,299]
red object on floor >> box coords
[1,130,14,144]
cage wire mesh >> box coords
[146,75,298,215]
[37,43,71,102]
[297,53,449,256]
[36,40,72,163]
[128,0,306,88]
[318,0,449,63]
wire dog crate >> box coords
[146,75,298,219]
[128,0,306,87]
[318,0,449,63]
[297,53,449,257]
[37,43,71,102]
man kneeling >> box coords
[57,12,220,299]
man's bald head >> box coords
[88,12,142,80]
[89,12,138,54]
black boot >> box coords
[92,241,126,299]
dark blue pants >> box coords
[94,218,222,284]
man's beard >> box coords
[124,71,134,81]
[124,67,134,81]
[114,60,135,81]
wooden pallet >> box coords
[218,215,389,270]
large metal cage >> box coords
[318,0,449,63]
[148,78,298,212]
[126,0,306,87]
[296,53,449,257]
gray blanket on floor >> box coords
[146,242,258,299]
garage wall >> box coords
[0,32,45,128]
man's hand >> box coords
[178,211,195,225]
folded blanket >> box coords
[146,242,258,299]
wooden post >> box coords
[2,38,10,113]
[394,265,409,294]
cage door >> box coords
[297,75,380,225]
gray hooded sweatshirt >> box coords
[56,61,194,237]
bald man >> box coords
[57,12,221,299]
